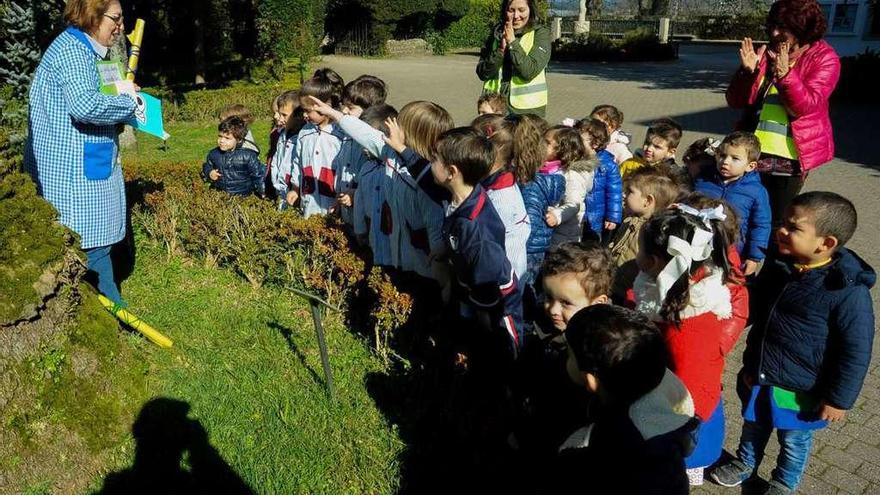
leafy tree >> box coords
[326,0,469,54]
[256,0,327,79]
[0,1,40,99]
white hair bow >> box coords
[675,204,727,229]
[656,229,715,302]
[704,138,721,156]
[561,117,577,128]
[653,204,725,300]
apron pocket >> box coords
[83,141,114,180]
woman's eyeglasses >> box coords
[103,13,124,26]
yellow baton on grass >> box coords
[97,294,173,348]
[126,19,145,81]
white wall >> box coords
[822,0,880,57]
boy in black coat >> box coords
[552,304,698,495]
[202,116,265,197]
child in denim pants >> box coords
[711,191,875,494]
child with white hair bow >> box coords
[630,203,749,486]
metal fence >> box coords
[671,20,702,37]
[590,18,659,35]
[333,23,374,57]
[558,17,702,39]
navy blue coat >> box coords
[202,145,266,196]
[743,248,876,409]
[695,170,770,261]
[521,172,565,254]
[584,150,623,236]
[444,184,524,354]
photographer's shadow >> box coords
[94,397,254,495]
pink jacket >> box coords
[726,40,840,173]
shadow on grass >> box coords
[360,279,523,494]
[93,398,254,495]
[268,320,326,390]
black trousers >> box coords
[760,173,806,231]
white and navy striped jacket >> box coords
[291,122,346,218]
[481,170,530,279]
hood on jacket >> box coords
[832,248,877,289]
[610,129,631,145]
[559,369,696,450]
[775,247,877,290]
[568,158,597,173]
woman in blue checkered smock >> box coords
[24,0,137,303]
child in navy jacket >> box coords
[695,131,771,276]
[202,116,265,197]
[556,304,698,495]
[435,128,524,357]
[389,125,525,359]
[712,192,875,493]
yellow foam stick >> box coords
[98,294,173,348]
[126,19,145,81]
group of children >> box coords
[200,70,875,495]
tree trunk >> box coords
[192,0,207,85]
[109,30,137,149]
[651,0,670,16]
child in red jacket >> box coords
[631,204,748,486]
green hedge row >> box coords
[552,28,677,62]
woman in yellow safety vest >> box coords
[476,0,551,117]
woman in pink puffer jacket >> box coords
[726,0,840,230]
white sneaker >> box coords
[687,467,704,486]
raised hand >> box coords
[306,95,344,121]
[767,41,791,79]
[383,117,407,154]
[739,38,766,73]
[503,17,515,45]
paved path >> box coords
[322,46,880,494]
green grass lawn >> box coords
[122,120,273,166]
[98,233,402,494]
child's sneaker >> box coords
[686,467,704,486]
[710,458,751,487]
[763,479,792,495]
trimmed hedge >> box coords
[552,28,677,62]
[126,162,413,362]
[695,14,766,41]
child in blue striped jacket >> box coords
[472,113,531,280]
[287,69,347,218]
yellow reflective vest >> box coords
[754,83,798,160]
[483,30,548,111]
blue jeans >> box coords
[85,245,123,304]
[736,420,814,490]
